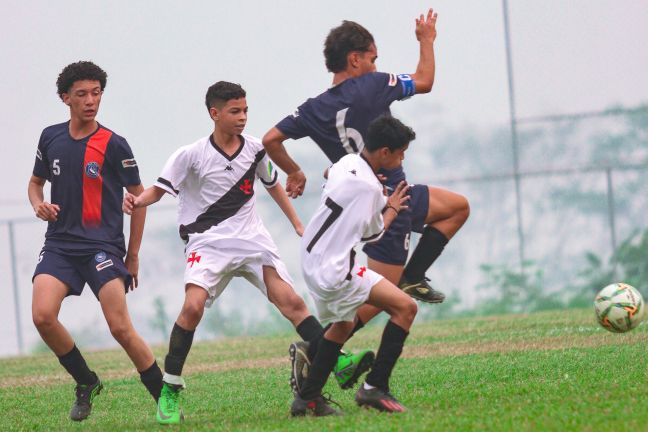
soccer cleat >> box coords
[355,385,407,413]
[156,382,184,425]
[399,276,446,303]
[290,393,341,417]
[333,349,375,390]
[69,376,103,421]
[289,341,311,395]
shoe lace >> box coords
[163,386,180,411]
[75,384,90,401]
[321,392,342,410]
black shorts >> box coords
[33,248,131,299]
[363,183,429,265]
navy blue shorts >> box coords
[33,249,132,299]
[363,184,429,265]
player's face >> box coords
[354,43,378,76]
[62,80,102,123]
[381,144,408,170]
[213,97,248,135]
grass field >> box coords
[2,308,648,431]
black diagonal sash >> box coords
[179,149,266,241]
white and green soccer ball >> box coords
[594,283,644,333]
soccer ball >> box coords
[594,282,644,333]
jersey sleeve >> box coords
[108,136,141,187]
[360,72,417,107]
[154,146,193,197]
[275,107,310,140]
[256,150,279,188]
[32,130,51,180]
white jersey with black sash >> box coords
[155,133,279,250]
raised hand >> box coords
[415,8,438,43]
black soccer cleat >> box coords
[290,393,342,417]
[355,386,407,413]
[289,341,311,395]
[70,376,103,421]
[399,276,446,303]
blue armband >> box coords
[398,74,416,97]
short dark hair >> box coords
[205,81,246,111]
[324,21,375,73]
[56,61,107,100]
[365,115,416,152]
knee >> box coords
[32,310,57,330]
[457,194,470,222]
[396,299,418,325]
[108,322,133,345]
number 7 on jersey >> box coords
[306,197,343,252]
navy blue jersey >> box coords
[32,122,141,257]
[276,72,415,164]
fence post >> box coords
[605,167,618,280]
[8,221,24,354]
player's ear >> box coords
[209,106,219,121]
[61,93,71,106]
[348,51,359,69]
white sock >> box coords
[163,372,186,388]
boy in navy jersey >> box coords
[263,8,470,393]
[28,61,162,421]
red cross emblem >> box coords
[357,266,367,277]
[239,179,253,195]
[187,251,201,267]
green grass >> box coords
[2,309,648,431]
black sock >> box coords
[307,318,365,360]
[139,360,163,402]
[349,317,365,339]
[296,315,324,342]
[164,323,195,376]
[300,337,343,400]
[365,320,408,391]
[58,345,96,386]
[403,226,449,282]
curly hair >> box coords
[323,21,375,73]
[205,81,246,111]
[56,61,107,100]
[365,115,416,152]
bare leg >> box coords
[99,278,154,371]
[263,266,310,327]
[32,274,74,355]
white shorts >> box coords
[303,262,383,325]
[183,240,293,307]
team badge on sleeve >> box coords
[122,158,138,168]
[388,74,398,87]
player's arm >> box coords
[123,183,148,290]
[382,181,410,231]
[409,8,438,94]
[123,185,167,215]
[262,127,306,199]
[265,182,304,236]
[28,175,59,221]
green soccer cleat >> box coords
[70,376,103,421]
[156,382,184,425]
[399,276,446,303]
[333,349,375,390]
